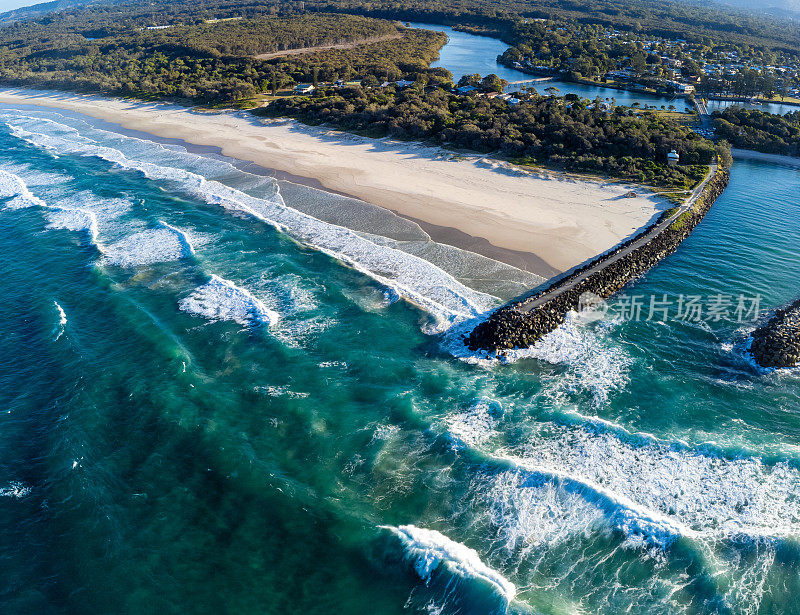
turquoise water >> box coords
[408,22,693,111]
[1,104,800,615]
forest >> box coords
[0,13,446,102]
[259,84,715,189]
[3,0,800,53]
[0,0,731,186]
[712,107,800,156]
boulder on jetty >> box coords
[466,168,730,353]
[750,298,800,368]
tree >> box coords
[630,52,648,75]
[480,73,507,93]
[458,73,482,87]
[716,140,733,168]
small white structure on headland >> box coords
[293,84,315,94]
[667,149,680,166]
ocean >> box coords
[1,104,800,615]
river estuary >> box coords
[1,24,799,615]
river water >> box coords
[411,22,800,116]
[0,43,799,615]
[407,22,693,111]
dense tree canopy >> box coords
[712,107,800,156]
[0,12,446,102]
[260,85,714,188]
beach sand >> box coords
[0,88,668,277]
[732,148,800,168]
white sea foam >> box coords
[102,225,194,268]
[0,166,104,247]
[59,191,132,223]
[4,118,498,332]
[478,471,606,556]
[474,424,800,551]
[0,481,31,498]
[383,524,516,603]
[446,312,630,407]
[46,205,100,244]
[0,162,72,188]
[255,385,309,399]
[159,220,195,255]
[52,301,67,341]
[0,168,47,209]
[444,398,503,448]
[179,275,279,326]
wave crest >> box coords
[383,524,516,604]
[179,275,279,327]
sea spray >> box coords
[383,524,516,604]
[179,275,279,327]
[52,301,67,342]
[445,311,630,407]
[4,117,498,332]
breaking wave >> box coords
[4,115,499,332]
[101,223,194,268]
[52,301,67,341]
[456,419,800,551]
[0,166,101,247]
[0,168,47,209]
[179,274,279,327]
[383,524,516,605]
[46,204,100,244]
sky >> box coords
[0,0,42,11]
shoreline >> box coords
[0,88,668,278]
[732,148,800,168]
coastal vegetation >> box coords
[259,84,713,188]
[0,12,445,102]
[711,107,800,156]
[0,0,722,187]
[497,19,799,98]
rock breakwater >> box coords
[750,298,800,368]
[466,168,730,352]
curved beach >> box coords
[0,88,668,277]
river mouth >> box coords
[1,46,800,615]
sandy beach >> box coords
[732,148,800,168]
[0,88,668,276]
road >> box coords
[515,163,718,313]
[694,98,714,133]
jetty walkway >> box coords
[466,162,729,352]
[515,164,717,314]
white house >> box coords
[667,150,680,166]
[293,84,315,94]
